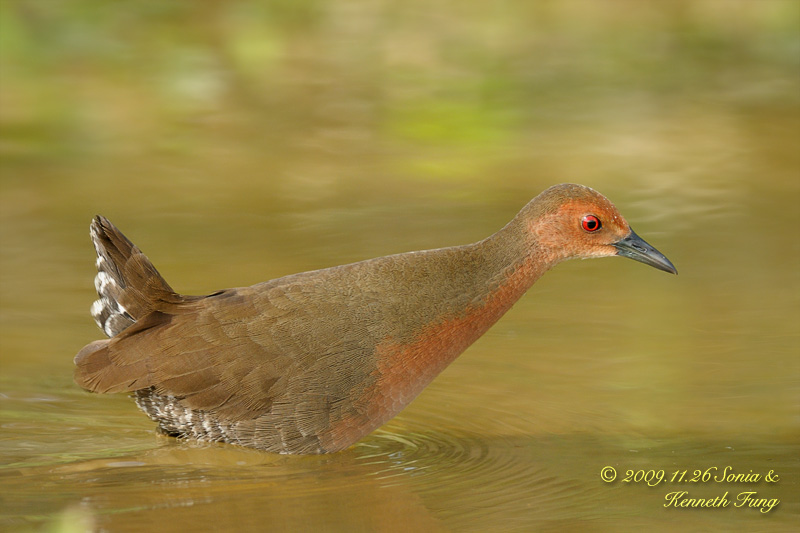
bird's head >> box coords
[524,183,677,274]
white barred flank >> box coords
[134,388,237,445]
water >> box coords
[1,1,799,531]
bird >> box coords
[74,183,676,454]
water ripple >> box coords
[354,419,604,528]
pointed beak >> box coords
[613,229,677,275]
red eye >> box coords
[581,215,601,232]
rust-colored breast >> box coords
[319,261,537,451]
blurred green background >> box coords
[1,1,798,531]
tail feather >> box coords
[76,216,179,393]
[89,215,176,337]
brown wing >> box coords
[76,272,383,427]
